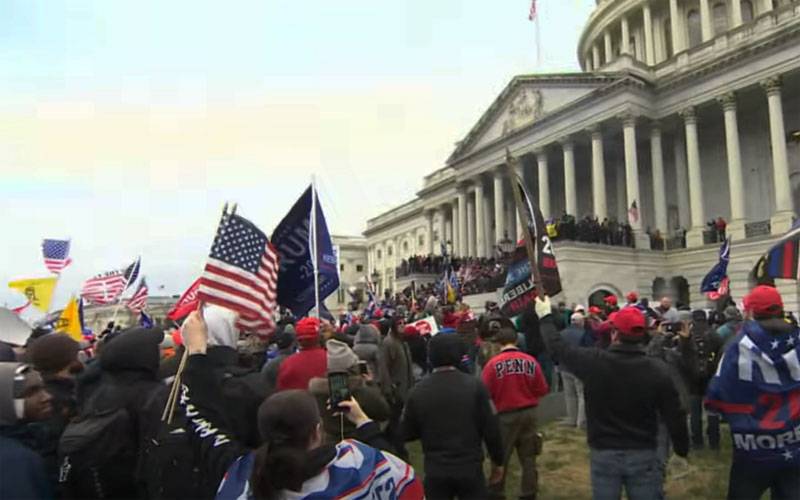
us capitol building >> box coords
[361,0,800,312]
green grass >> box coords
[407,422,735,499]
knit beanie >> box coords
[295,317,321,347]
[274,325,296,350]
[428,334,465,368]
[326,339,359,374]
[27,333,80,374]
[723,306,742,322]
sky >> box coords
[1,0,595,312]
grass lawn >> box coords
[407,421,735,499]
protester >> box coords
[308,339,390,443]
[378,316,415,459]
[482,318,549,500]
[715,305,743,346]
[559,313,589,428]
[705,285,800,499]
[353,323,381,377]
[402,333,504,499]
[654,296,679,323]
[0,362,54,499]
[58,326,168,499]
[685,309,724,451]
[178,310,424,499]
[276,317,327,391]
[540,296,689,500]
[261,324,296,393]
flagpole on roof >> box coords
[310,176,321,320]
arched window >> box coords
[687,10,703,47]
[741,0,754,22]
[713,3,728,34]
[664,18,673,57]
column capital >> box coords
[760,75,782,96]
[588,123,603,138]
[558,136,575,150]
[717,92,737,111]
[472,177,484,189]
[618,112,638,128]
[679,106,698,124]
[649,120,662,136]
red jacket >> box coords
[276,347,327,391]
[481,348,549,413]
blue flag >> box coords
[701,237,731,294]
[271,185,340,317]
[139,311,154,328]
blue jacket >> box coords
[0,434,53,499]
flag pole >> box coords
[109,255,139,327]
[506,149,545,298]
[311,177,321,319]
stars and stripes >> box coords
[80,258,141,305]
[42,239,72,274]
[528,0,537,21]
[627,200,639,225]
[198,208,278,336]
[125,278,149,314]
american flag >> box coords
[198,208,278,336]
[628,200,640,225]
[42,239,72,274]
[80,258,141,305]
[125,277,149,314]
[528,0,537,21]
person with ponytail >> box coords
[179,310,424,500]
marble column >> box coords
[650,124,668,234]
[731,0,743,27]
[457,190,468,256]
[592,44,601,69]
[673,131,691,230]
[622,114,646,246]
[681,107,706,247]
[590,125,608,219]
[436,207,446,255]
[482,187,493,256]
[493,169,506,248]
[466,194,476,257]
[718,93,747,238]
[474,180,486,258]
[506,199,517,243]
[585,57,593,72]
[621,16,630,55]
[762,76,795,233]
[700,0,713,41]
[537,150,551,219]
[604,31,613,64]
[425,210,435,255]
[669,0,683,53]
[515,161,525,236]
[451,202,459,255]
[562,139,577,216]
[643,4,655,65]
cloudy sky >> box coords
[1,0,594,311]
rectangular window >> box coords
[339,264,345,272]
[356,264,364,272]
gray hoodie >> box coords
[353,325,381,376]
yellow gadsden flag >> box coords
[55,297,83,342]
[8,277,58,312]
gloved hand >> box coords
[534,295,552,319]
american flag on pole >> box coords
[628,200,640,225]
[125,277,149,314]
[198,206,279,336]
[80,258,141,305]
[42,239,72,274]
[528,0,537,21]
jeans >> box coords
[589,448,661,500]
[489,406,541,499]
[727,460,800,500]
[561,371,585,428]
[689,394,719,449]
[425,467,487,500]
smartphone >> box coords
[357,361,369,376]
[328,372,351,409]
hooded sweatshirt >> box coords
[705,319,800,467]
[353,325,381,376]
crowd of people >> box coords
[1,282,799,500]
[395,255,507,297]
[547,214,636,248]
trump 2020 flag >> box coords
[271,185,339,317]
[751,220,800,284]
[701,237,731,300]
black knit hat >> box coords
[428,334,466,368]
[27,334,80,374]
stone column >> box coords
[493,169,506,248]
[621,113,648,248]
[425,210,435,255]
[718,93,747,239]
[650,124,668,234]
[592,44,601,69]
[474,180,486,258]
[506,199,517,242]
[762,76,795,233]
[466,194,476,257]
[451,202,459,255]
[643,3,655,65]
[436,207,446,255]
[515,161,525,236]
[700,0,713,41]
[537,149,551,219]
[669,0,682,53]
[621,16,630,55]
[604,31,613,64]
[673,131,691,230]
[681,107,706,247]
[457,190,468,256]
[482,188,493,256]
[590,125,608,219]
[585,56,593,72]
[731,0,743,27]
[562,139,577,216]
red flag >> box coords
[167,278,201,321]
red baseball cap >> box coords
[744,285,784,318]
[588,305,602,315]
[604,295,618,306]
[295,317,321,340]
[626,291,639,302]
[612,307,646,337]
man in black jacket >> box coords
[538,296,689,500]
[401,333,504,499]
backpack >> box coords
[58,406,139,499]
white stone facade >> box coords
[324,235,369,314]
[364,0,800,312]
